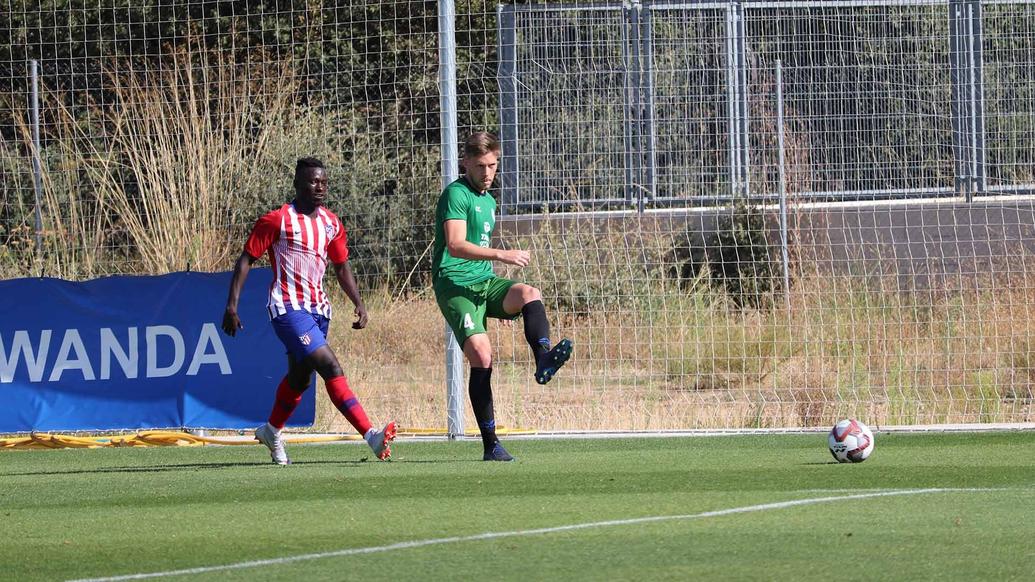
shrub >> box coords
[499,215,678,316]
[670,200,784,310]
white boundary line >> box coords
[68,488,1001,582]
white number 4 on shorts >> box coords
[463,313,475,329]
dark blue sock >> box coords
[521,300,551,358]
[468,367,497,451]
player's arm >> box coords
[224,211,277,336]
[333,260,368,330]
[327,218,366,329]
[222,251,258,336]
[444,219,530,267]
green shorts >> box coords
[434,276,519,345]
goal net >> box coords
[2,0,1033,433]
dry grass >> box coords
[92,48,299,273]
[300,267,1035,433]
[315,288,448,432]
[1,43,326,280]
[5,88,113,279]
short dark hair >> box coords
[295,157,325,177]
[462,132,501,159]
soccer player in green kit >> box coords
[432,132,573,461]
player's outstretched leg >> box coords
[520,299,572,385]
[255,423,290,465]
[535,338,573,385]
[326,376,396,461]
[365,421,397,460]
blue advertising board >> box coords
[0,268,314,433]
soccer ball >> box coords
[828,418,875,463]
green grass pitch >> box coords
[2,432,1033,581]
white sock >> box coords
[363,427,377,443]
[268,422,281,435]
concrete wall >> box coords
[498,197,1035,292]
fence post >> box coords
[629,1,649,212]
[734,1,750,198]
[969,0,986,194]
[950,0,986,201]
[498,5,519,215]
[776,60,791,311]
[640,2,658,207]
[622,3,638,208]
[30,60,43,254]
[439,0,465,440]
[726,1,750,198]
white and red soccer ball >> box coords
[828,419,875,463]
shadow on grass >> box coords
[384,458,490,464]
[0,459,374,476]
[0,457,483,477]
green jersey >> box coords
[432,177,496,286]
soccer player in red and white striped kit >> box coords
[222,157,395,465]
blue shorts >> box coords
[271,310,330,362]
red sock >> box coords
[267,376,305,429]
[325,376,372,435]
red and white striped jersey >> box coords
[243,203,349,320]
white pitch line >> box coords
[68,488,999,582]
